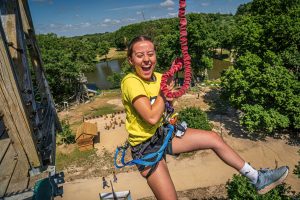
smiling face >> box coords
[128,40,157,81]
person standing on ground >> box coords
[113,171,118,183]
[121,35,289,199]
[102,177,110,189]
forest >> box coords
[37,0,299,136]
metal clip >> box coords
[175,121,188,137]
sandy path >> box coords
[56,114,300,199]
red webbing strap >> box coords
[160,0,192,98]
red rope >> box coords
[160,0,192,98]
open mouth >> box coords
[142,65,151,72]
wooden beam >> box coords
[0,138,11,163]
[19,0,61,132]
[18,0,61,165]
[0,143,18,197]
[1,0,44,133]
[0,16,40,166]
[5,157,29,195]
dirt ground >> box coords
[56,88,300,200]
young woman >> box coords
[121,35,289,199]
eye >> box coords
[147,51,155,57]
[136,53,144,58]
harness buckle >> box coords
[175,121,187,137]
[168,113,178,125]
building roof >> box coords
[76,122,98,140]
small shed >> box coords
[76,122,98,151]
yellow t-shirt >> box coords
[121,72,162,146]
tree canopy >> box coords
[37,0,300,137]
[38,13,235,102]
[221,0,300,135]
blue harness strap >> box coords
[114,124,174,169]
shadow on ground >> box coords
[138,184,227,200]
[202,87,300,145]
[203,87,262,141]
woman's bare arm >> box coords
[132,94,165,125]
[132,78,175,125]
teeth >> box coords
[142,65,151,71]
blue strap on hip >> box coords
[114,124,174,168]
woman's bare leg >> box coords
[141,159,177,200]
[171,128,245,171]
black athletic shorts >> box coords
[130,126,174,172]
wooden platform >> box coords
[0,137,30,197]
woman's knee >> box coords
[208,131,225,147]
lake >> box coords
[85,58,231,90]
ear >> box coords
[128,57,133,66]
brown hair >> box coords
[127,35,154,58]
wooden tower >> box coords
[0,0,61,197]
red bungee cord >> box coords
[160,0,192,98]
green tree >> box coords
[37,34,98,102]
[38,34,80,102]
[236,2,252,15]
[58,120,75,145]
[221,52,299,134]
[155,33,181,72]
[221,0,300,135]
[107,72,122,89]
[178,107,212,130]
[97,41,110,60]
[107,59,133,89]
[114,35,127,51]
[233,0,300,77]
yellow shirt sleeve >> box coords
[122,76,148,103]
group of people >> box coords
[102,171,118,189]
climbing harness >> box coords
[114,102,187,169]
[114,124,174,169]
[114,0,191,170]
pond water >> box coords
[208,59,231,80]
[85,59,125,90]
[85,58,231,90]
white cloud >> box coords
[101,18,123,26]
[81,22,91,27]
[124,18,137,22]
[168,12,177,17]
[112,20,121,24]
[160,0,175,8]
[104,19,111,23]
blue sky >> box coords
[28,0,251,37]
